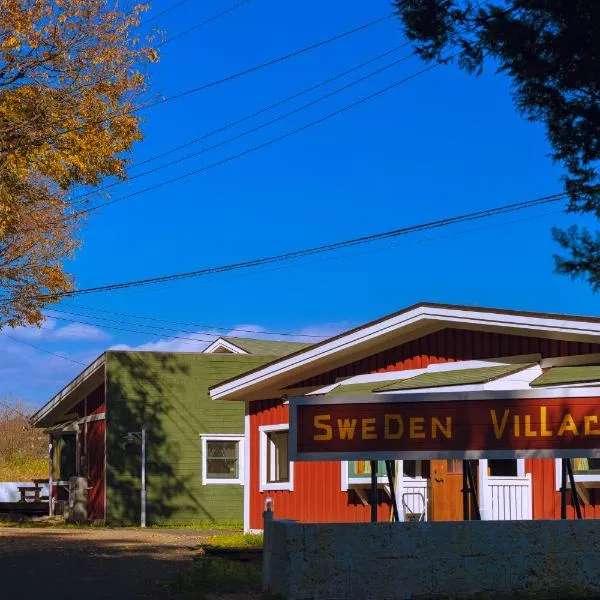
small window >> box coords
[259,425,293,491]
[200,435,244,485]
[573,458,600,474]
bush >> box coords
[0,401,47,480]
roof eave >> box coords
[31,353,106,427]
[210,303,600,402]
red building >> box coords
[209,303,600,531]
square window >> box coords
[206,440,239,479]
[201,435,244,485]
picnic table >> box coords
[17,480,49,503]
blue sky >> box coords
[2,0,597,408]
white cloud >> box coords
[6,315,110,343]
[109,322,350,353]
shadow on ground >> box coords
[0,527,207,600]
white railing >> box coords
[484,474,532,520]
[399,478,429,521]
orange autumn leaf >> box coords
[0,0,157,327]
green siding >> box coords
[530,365,600,387]
[105,351,271,526]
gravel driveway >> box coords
[0,527,218,599]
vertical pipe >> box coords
[566,459,582,519]
[370,460,378,522]
[462,460,469,521]
[560,458,567,519]
[141,427,147,528]
[48,438,54,517]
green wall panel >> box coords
[105,351,271,526]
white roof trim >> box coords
[203,337,249,355]
[31,353,106,425]
[210,304,600,401]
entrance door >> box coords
[430,460,464,521]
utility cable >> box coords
[13,191,567,301]
[73,42,411,202]
[0,332,86,366]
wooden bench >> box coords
[17,480,48,503]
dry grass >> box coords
[0,400,47,481]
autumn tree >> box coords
[0,0,157,327]
[394,1,600,287]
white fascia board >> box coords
[203,338,249,354]
[210,305,600,401]
[31,353,106,425]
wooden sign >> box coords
[289,394,600,461]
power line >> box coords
[74,60,441,218]
[73,42,412,202]
[20,191,567,301]
[158,0,255,47]
[55,305,327,338]
[73,48,416,204]
[0,332,86,366]
[18,13,392,149]
[140,0,193,25]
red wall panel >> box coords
[250,328,600,528]
[87,419,106,521]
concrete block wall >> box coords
[263,519,600,599]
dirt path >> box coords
[0,527,217,599]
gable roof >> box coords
[203,335,311,356]
[222,336,312,356]
[209,302,600,401]
[31,351,275,427]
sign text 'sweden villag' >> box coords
[291,397,600,461]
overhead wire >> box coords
[11,191,567,302]
[73,42,412,202]
[15,13,393,150]
[0,332,86,366]
[158,0,255,47]
[72,60,443,219]
[52,305,328,338]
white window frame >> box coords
[200,434,245,485]
[259,424,294,492]
[555,458,600,490]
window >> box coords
[200,435,244,485]
[573,458,600,474]
[259,425,293,491]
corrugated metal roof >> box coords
[376,363,532,391]
[222,336,312,356]
[530,365,600,387]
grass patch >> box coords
[172,557,261,599]
[0,455,47,480]
[148,520,243,531]
[204,532,263,549]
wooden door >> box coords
[430,460,464,521]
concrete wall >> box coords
[263,518,600,599]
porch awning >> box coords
[44,419,77,434]
[374,363,533,391]
[530,365,600,387]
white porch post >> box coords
[478,459,491,520]
[395,460,405,521]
